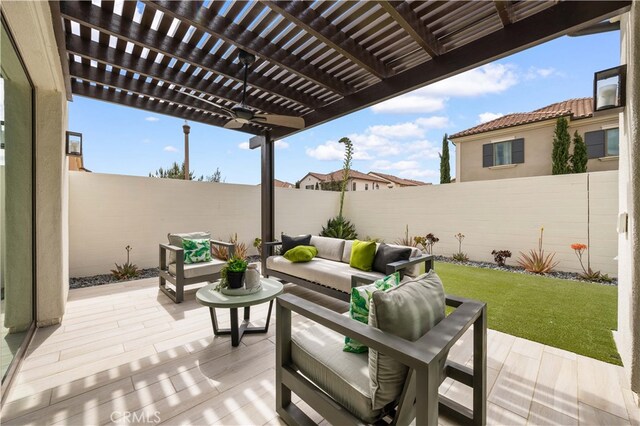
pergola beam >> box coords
[275,0,632,138]
[494,1,514,27]
[377,1,444,58]
[143,0,352,97]
[65,34,300,117]
[71,80,263,135]
[60,1,320,109]
[263,1,390,79]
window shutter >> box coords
[585,130,605,159]
[483,143,494,167]
[512,138,525,164]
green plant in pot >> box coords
[222,256,248,289]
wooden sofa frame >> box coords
[159,239,235,303]
[275,291,487,425]
[262,240,434,301]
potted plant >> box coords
[222,256,248,289]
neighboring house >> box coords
[367,172,431,188]
[274,179,294,188]
[449,98,619,183]
[298,169,388,191]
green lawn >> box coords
[435,261,621,365]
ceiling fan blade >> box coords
[224,119,244,129]
[253,114,305,129]
[175,88,234,116]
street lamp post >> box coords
[183,120,191,180]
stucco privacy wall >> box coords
[616,4,640,395]
[343,171,619,276]
[68,173,340,277]
[2,1,69,326]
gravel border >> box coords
[69,268,159,289]
[433,255,617,286]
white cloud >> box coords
[306,141,373,161]
[398,169,439,179]
[415,116,450,129]
[367,122,424,139]
[371,160,420,171]
[371,63,518,114]
[145,116,160,122]
[238,142,250,150]
[407,140,441,160]
[478,112,504,124]
[524,66,559,80]
[163,145,178,152]
[238,139,289,150]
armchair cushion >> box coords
[281,234,312,254]
[292,323,381,424]
[182,238,212,264]
[309,236,345,262]
[168,258,225,279]
[167,232,210,264]
[372,243,412,274]
[369,271,446,410]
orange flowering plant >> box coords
[570,243,611,282]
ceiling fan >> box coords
[177,50,305,130]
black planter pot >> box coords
[226,271,245,289]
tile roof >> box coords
[274,179,294,188]
[304,170,388,183]
[449,98,596,139]
[367,172,429,186]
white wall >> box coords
[344,171,619,276]
[69,173,339,276]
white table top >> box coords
[196,277,284,308]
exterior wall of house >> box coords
[68,173,340,276]
[349,178,384,191]
[2,2,69,327]
[453,114,620,183]
[299,174,323,189]
[616,5,640,395]
[343,171,619,276]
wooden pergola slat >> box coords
[494,1,515,27]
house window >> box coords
[493,141,512,166]
[606,128,619,156]
[305,185,314,190]
[365,183,369,190]
[352,182,356,191]
[376,183,379,190]
[585,128,619,158]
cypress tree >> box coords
[552,117,571,175]
[439,134,451,184]
[571,130,588,173]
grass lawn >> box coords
[435,261,621,365]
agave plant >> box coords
[394,224,418,247]
[211,233,248,261]
[517,228,559,274]
[320,216,358,240]
[111,245,139,280]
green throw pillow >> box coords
[344,272,400,353]
[283,245,318,263]
[182,238,212,264]
[349,240,377,271]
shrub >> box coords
[320,216,358,240]
[517,227,559,273]
[395,224,417,247]
[111,245,139,280]
[552,117,571,175]
[415,233,439,254]
[452,232,468,261]
[491,250,512,266]
[212,233,248,261]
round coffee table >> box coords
[196,277,283,347]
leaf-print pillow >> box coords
[343,272,400,353]
[182,238,212,264]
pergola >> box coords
[50,0,632,256]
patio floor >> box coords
[1,278,637,425]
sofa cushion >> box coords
[168,258,225,279]
[168,232,210,264]
[266,256,383,293]
[388,244,424,277]
[281,234,311,254]
[368,271,446,410]
[283,245,318,263]
[350,240,377,272]
[310,236,345,262]
[372,244,412,274]
[292,323,381,424]
[342,240,354,263]
[183,238,212,264]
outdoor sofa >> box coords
[263,235,433,301]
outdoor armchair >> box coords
[159,232,235,303]
[275,289,487,425]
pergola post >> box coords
[261,130,275,272]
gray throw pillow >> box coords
[372,243,412,274]
[281,234,311,254]
[368,271,446,410]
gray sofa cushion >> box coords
[167,232,210,264]
[168,258,225,279]
[292,323,381,423]
[368,271,446,410]
[310,236,346,262]
[266,256,383,293]
[372,244,412,274]
[388,244,424,277]
[281,234,311,254]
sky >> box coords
[69,30,620,185]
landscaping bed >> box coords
[70,268,159,289]
[436,261,621,365]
